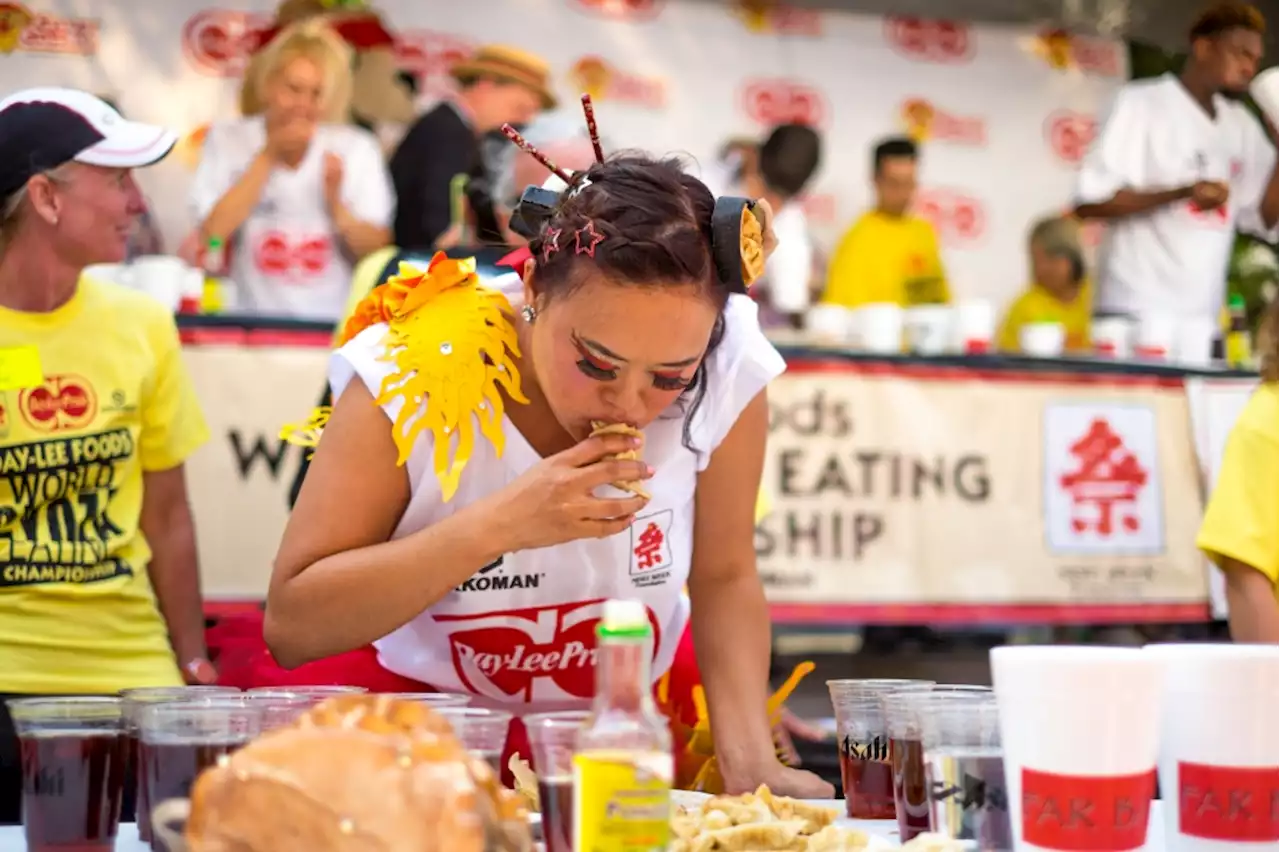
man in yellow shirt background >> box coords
[997,215,1093,353]
[822,137,950,308]
[1197,300,1278,644]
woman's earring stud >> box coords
[521,305,537,323]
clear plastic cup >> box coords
[919,695,1008,849]
[436,707,514,774]
[828,679,934,819]
[378,691,471,710]
[525,712,590,852]
[138,697,263,847]
[246,685,366,700]
[7,696,126,852]
[118,686,239,842]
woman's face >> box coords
[40,165,144,266]
[1030,241,1076,301]
[266,56,325,125]
[523,270,720,440]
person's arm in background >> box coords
[820,219,881,307]
[995,293,1031,352]
[192,124,273,242]
[389,113,472,250]
[1074,88,1196,220]
[766,217,814,328]
[1234,114,1279,237]
[137,305,215,680]
[325,131,393,258]
[1196,389,1279,644]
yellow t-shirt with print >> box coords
[997,281,1094,353]
[0,276,210,693]
[1197,382,1279,594]
[821,211,951,308]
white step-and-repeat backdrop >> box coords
[0,0,1124,309]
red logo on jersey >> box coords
[740,79,825,127]
[181,9,273,77]
[253,232,332,277]
[915,189,986,245]
[440,600,662,701]
[19,375,97,432]
[1045,111,1098,165]
[884,16,973,63]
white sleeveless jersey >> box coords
[331,273,785,710]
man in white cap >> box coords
[0,88,213,824]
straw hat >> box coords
[450,44,557,110]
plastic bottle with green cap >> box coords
[1225,293,1252,369]
[573,599,673,852]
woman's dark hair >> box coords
[526,153,731,452]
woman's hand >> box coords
[722,760,835,800]
[490,433,652,552]
[774,708,828,767]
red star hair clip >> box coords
[574,221,606,257]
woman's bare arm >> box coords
[1221,558,1280,643]
[200,152,274,241]
[265,380,507,667]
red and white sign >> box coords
[1043,403,1164,555]
[569,0,664,20]
[631,509,674,587]
[181,9,273,77]
[253,232,332,278]
[740,79,825,127]
[438,599,662,701]
[915,189,986,245]
[1045,111,1098,166]
[884,16,973,64]
[1178,761,1280,842]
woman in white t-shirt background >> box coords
[262,144,833,799]
[190,20,394,322]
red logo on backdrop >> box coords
[915,189,986,245]
[19,375,96,433]
[253,232,332,277]
[1180,762,1279,841]
[1022,767,1157,850]
[570,57,665,109]
[740,79,825,127]
[439,599,662,701]
[1034,29,1123,77]
[1046,111,1098,165]
[901,98,986,146]
[800,193,837,225]
[734,0,823,36]
[395,29,474,98]
[181,9,274,76]
[1059,418,1148,535]
[569,0,664,19]
[884,16,973,63]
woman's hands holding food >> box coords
[489,433,652,552]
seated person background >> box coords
[822,137,949,308]
[997,215,1093,352]
[1197,298,1278,643]
[742,123,823,329]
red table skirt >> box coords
[207,612,706,788]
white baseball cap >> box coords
[0,87,177,197]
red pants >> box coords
[207,613,705,787]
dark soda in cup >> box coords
[538,776,574,852]
[838,734,896,819]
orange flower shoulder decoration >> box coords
[281,253,526,501]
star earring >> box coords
[521,305,537,324]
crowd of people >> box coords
[0,0,1274,828]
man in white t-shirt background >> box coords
[1075,1,1277,328]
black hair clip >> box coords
[509,185,561,240]
[711,196,763,294]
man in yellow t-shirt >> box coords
[1197,302,1278,643]
[822,137,950,308]
[997,216,1093,353]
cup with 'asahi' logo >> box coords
[991,646,1162,851]
[1145,643,1279,852]
[828,679,934,819]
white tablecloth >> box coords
[0,802,1167,850]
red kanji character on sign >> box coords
[1059,418,1148,535]
[633,522,665,570]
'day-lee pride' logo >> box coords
[1045,111,1097,165]
[0,2,98,56]
[570,56,665,109]
[181,9,274,77]
[900,98,986,146]
[439,599,662,701]
[569,0,664,20]
[884,16,973,64]
[915,189,986,245]
[740,79,825,127]
[19,375,97,432]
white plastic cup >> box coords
[856,303,905,354]
[952,301,996,354]
[1091,317,1133,359]
[904,305,953,355]
[1250,67,1279,129]
[991,646,1163,851]
[805,304,854,344]
[1145,643,1279,851]
[1173,317,1219,369]
[1019,322,1066,357]
[1134,315,1177,361]
[127,255,191,313]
